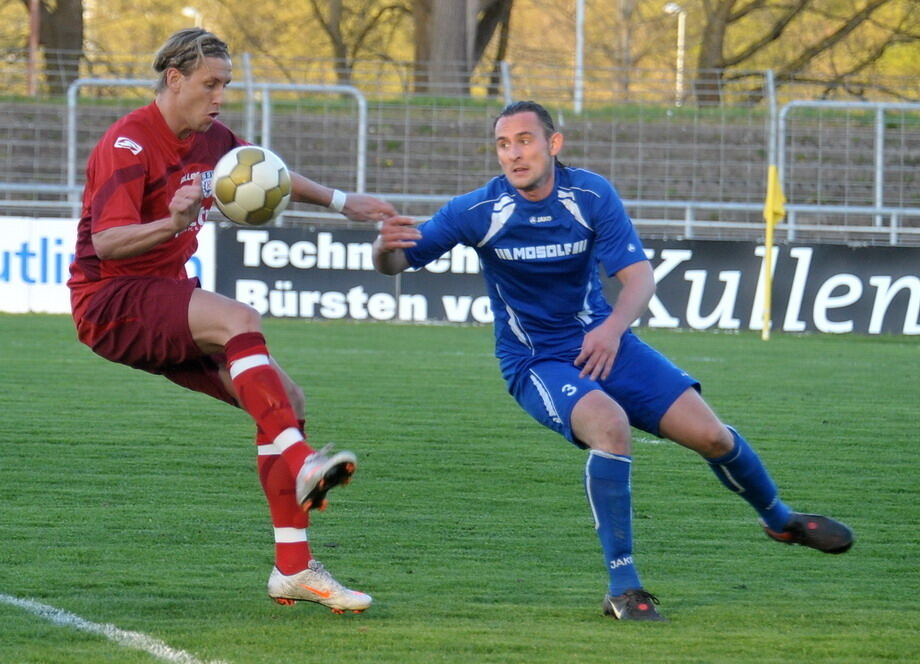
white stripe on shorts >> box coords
[257,443,281,456]
[529,371,562,424]
[273,527,308,544]
[228,353,270,379]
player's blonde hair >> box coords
[153,28,230,92]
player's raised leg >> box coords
[189,288,357,512]
[660,388,853,553]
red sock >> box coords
[257,428,312,575]
[226,332,312,476]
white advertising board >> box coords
[0,218,216,314]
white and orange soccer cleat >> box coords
[268,560,372,614]
[295,444,357,512]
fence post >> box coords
[243,52,256,143]
[574,0,584,114]
[766,70,777,170]
[260,87,272,149]
[874,107,885,228]
[500,61,513,106]
[66,81,79,217]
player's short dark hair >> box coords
[153,28,230,92]
[493,101,556,139]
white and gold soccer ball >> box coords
[212,145,292,226]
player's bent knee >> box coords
[190,291,265,348]
[584,425,631,455]
[572,391,632,454]
[213,302,264,341]
[697,423,734,458]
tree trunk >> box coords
[327,0,352,87]
[37,0,84,96]
[695,0,734,106]
[614,0,637,98]
[486,1,512,98]
[412,0,432,92]
[426,0,474,96]
[413,0,513,96]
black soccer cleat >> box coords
[764,512,854,554]
[602,589,667,621]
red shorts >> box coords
[73,276,237,406]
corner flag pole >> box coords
[761,165,786,341]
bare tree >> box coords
[695,0,919,104]
[307,0,411,86]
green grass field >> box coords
[1,314,917,663]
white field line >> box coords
[0,594,229,664]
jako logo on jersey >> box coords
[529,215,552,223]
[609,555,633,570]
[494,239,588,261]
[113,136,143,155]
[561,384,578,396]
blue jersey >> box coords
[404,165,647,380]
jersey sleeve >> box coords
[87,135,149,234]
[404,199,472,269]
[591,179,647,277]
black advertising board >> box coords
[215,225,919,335]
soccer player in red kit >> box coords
[68,28,391,614]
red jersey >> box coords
[68,101,243,319]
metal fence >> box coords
[1,55,918,246]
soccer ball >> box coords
[212,145,292,226]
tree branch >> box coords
[773,0,896,79]
[722,0,810,67]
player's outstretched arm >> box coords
[290,172,396,222]
[372,215,420,275]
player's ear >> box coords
[549,131,564,157]
[165,67,184,92]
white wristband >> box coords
[329,189,347,213]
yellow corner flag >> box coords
[761,165,786,340]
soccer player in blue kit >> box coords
[372,101,853,621]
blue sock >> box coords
[707,427,792,532]
[585,450,642,596]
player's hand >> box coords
[169,174,203,232]
[574,323,622,381]
[342,193,398,222]
[375,215,421,251]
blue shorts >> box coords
[508,331,699,447]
